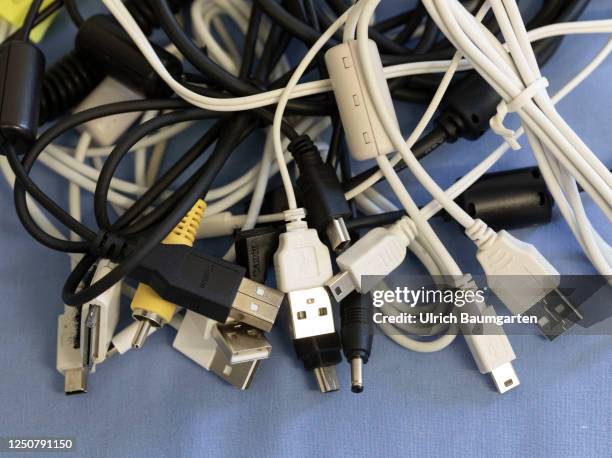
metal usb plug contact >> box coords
[287,287,341,392]
[57,306,88,395]
[326,217,351,252]
[527,288,583,340]
[227,278,284,333]
[209,322,272,390]
[490,362,520,394]
[212,322,272,364]
[287,287,335,340]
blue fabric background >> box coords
[0,1,610,457]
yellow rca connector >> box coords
[131,199,206,349]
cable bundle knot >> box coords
[490,77,549,150]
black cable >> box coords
[64,0,84,27]
[152,0,327,115]
[62,114,255,306]
[19,0,44,41]
[93,109,221,231]
[342,127,448,192]
[111,121,224,232]
[10,99,193,252]
[6,0,64,42]
[239,2,263,80]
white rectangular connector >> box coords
[273,227,333,293]
[57,305,87,394]
[474,231,560,315]
[80,259,121,372]
[74,77,143,146]
[325,39,399,161]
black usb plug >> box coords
[132,244,284,332]
[234,226,280,284]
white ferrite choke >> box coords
[325,39,399,161]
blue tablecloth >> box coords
[0,1,610,457]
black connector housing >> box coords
[234,226,280,284]
[438,73,502,141]
[132,243,246,323]
[293,332,343,371]
[76,15,182,98]
[0,40,44,155]
[340,292,373,364]
[289,135,351,233]
[455,166,553,231]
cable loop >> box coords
[490,77,549,150]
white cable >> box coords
[102,0,612,112]
[422,0,611,276]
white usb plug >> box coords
[466,222,582,339]
[172,310,272,390]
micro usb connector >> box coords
[132,244,283,332]
[326,217,351,253]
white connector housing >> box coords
[172,310,219,369]
[56,305,83,375]
[74,77,143,146]
[464,305,519,394]
[325,39,399,161]
[342,219,415,288]
[469,229,560,315]
[80,259,121,371]
[273,226,333,292]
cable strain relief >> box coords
[449,273,475,291]
[436,111,462,143]
[388,216,417,246]
[288,134,321,166]
[90,230,128,262]
[284,208,308,231]
[163,199,206,247]
[465,219,496,248]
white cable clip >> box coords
[490,77,549,150]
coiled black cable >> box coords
[39,51,105,124]
[38,0,190,125]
